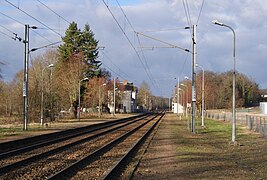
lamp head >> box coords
[48,64,54,68]
[212,20,224,26]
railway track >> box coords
[0,112,164,179]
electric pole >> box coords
[191,25,197,133]
[23,24,29,131]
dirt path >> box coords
[133,113,267,179]
[133,113,183,179]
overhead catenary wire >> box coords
[116,0,160,92]
[102,0,158,91]
[182,0,192,28]
[4,0,62,38]
[139,27,190,33]
[196,0,205,25]
[101,61,126,80]
[0,29,14,39]
[135,31,191,53]
[0,10,54,44]
[101,51,131,80]
[36,0,71,24]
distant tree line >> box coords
[179,70,261,111]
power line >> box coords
[140,27,190,33]
[0,11,24,25]
[183,0,192,27]
[4,0,62,38]
[0,29,14,39]
[116,0,135,32]
[101,51,131,80]
[101,61,125,80]
[116,0,158,90]
[0,10,56,43]
[102,0,158,90]
[196,0,205,25]
[36,0,71,24]
[135,31,191,53]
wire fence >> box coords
[205,110,267,137]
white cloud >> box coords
[1,0,267,96]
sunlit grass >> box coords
[169,115,267,179]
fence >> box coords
[205,110,267,137]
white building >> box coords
[172,102,183,114]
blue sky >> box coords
[1,0,267,97]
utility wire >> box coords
[140,27,190,33]
[185,0,192,26]
[36,0,71,24]
[136,34,160,91]
[0,11,24,25]
[0,29,14,39]
[0,10,52,43]
[102,0,157,90]
[116,0,159,91]
[101,51,131,80]
[4,0,62,37]
[101,61,125,80]
[30,40,62,52]
[183,0,192,27]
[135,31,191,53]
[196,0,205,25]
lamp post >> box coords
[78,77,89,121]
[212,20,236,143]
[181,83,188,118]
[196,64,205,127]
[185,76,192,131]
[99,83,106,118]
[174,77,179,115]
[113,77,116,116]
[41,64,54,126]
[179,88,185,116]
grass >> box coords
[172,116,267,179]
[0,125,47,139]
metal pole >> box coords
[78,80,81,121]
[23,24,29,131]
[40,64,53,126]
[41,69,44,126]
[196,64,205,127]
[202,67,205,126]
[98,85,101,118]
[229,26,236,143]
[192,24,197,133]
[212,20,236,143]
[113,77,116,116]
[176,77,179,115]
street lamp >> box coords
[212,20,236,143]
[41,64,54,126]
[179,88,185,116]
[196,64,205,127]
[185,76,192,80]
[174,77,180,115]
[78,77,89,121]
[184,76,193,131]
[99,83,106,118]
[180,83,188,118]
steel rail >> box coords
[47,113,161,179]
[103,112,165,179]
[0,114,149,160]
[0,114,151,175]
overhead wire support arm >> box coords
[135,31,191,53]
